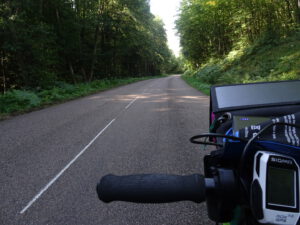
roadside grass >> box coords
[182,32,300,95]
[0,75,166,120]
[181,72,211,95]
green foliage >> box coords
[182,70,211,95]
[0,90,41,113]
[0,0,179,93]
[194,61,223,84]
[177,0,300,69]
[182,33,300,92]
[164,54,184,74]
[178,0,300,88]
[0,76,165,116]
[176,0,238,66]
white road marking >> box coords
[20,83,153,214]
[20,119,116,214]
[125,87,149,109]
[125,97,138,109]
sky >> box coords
[150,0,182,56]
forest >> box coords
[177,0,300,93]
[1,0,300,115]
[0,0,180,94]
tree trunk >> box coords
[56,7,77,83]
[68,61,76,83]
[8,17,27,87]
[285,0,293,20]
[40,0,43,17]
[296,0,300,23]
[1,56,6,94]
[89,25,100,82]
[81,67,87,81]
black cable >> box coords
[209,113,232,133]
[239,122,300,171]
[190,133,248,147]
[238,122,300,195]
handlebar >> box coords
[97,174,206,203]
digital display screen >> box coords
[215,81,300,109]
[232,116,269,133]
[267,167,296,207]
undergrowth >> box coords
[182,33,300,95]
[0,76,165,118]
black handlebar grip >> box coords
[97,174,205,203]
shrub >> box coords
[0,90,41,113]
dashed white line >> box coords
[20,85,152,214]
[20,119,116,214]
[125,97,138,109]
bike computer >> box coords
[251,151,300,225]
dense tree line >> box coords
[176,0,300,68]
[0,0,179,93]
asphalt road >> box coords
[0,75,213,225]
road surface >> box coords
[0,75,213,225]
